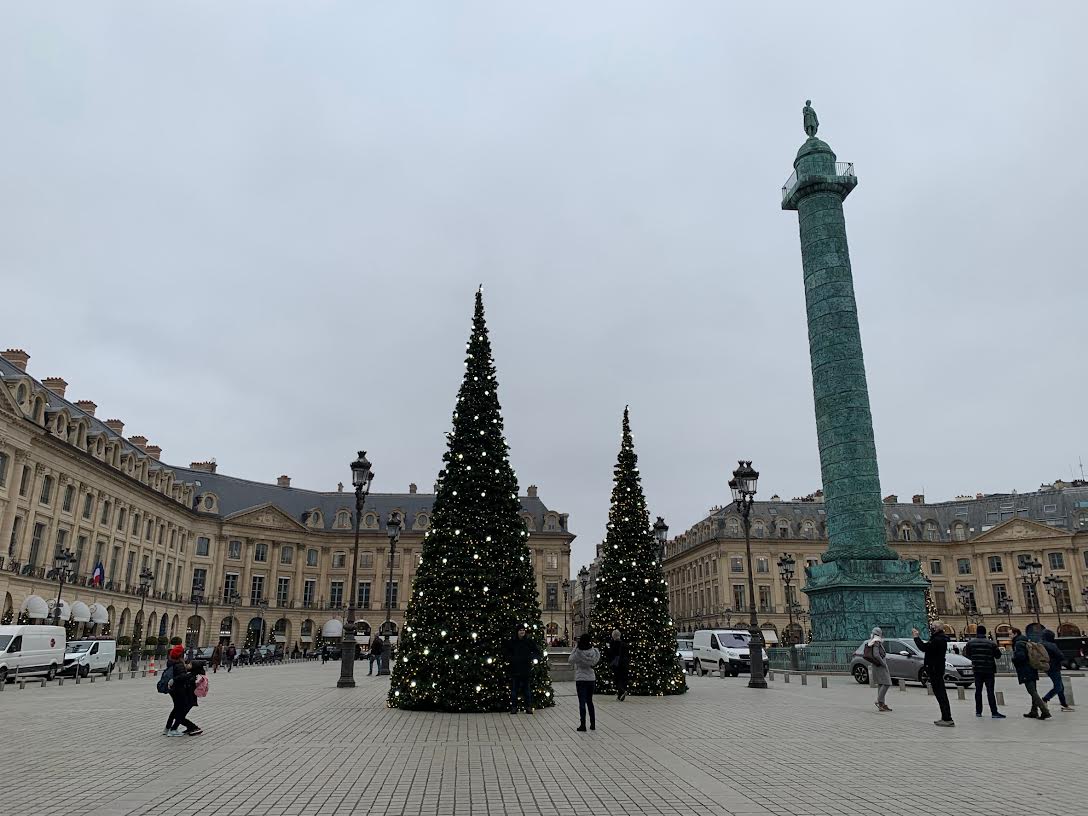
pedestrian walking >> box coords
[963,625,1005,718]
[225,643,236,672]
[368,636,383,676]
[912,622,955,727]
[568,634,601,732]
[505,624,541,714]
[1011,627,1051,720]
[1041,630,1074,712]
[862,627,893,712]
[604,629,630,701]
[210,643,222,674]
[166,660,206,736]
[321,644,329,664]
[158,644,185,735]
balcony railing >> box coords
[781,162,855,204]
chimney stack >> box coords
[409,483,417,494]
[42,377,68,398]
[527,485,538,498]
[104,419,125,435]
[277,475,291,488]
[74,400,97,417]
[189,461,217,474]
[882,494,898,504]
[912,494,925,505]
[128,435,148,451]
[145,445,162,461]
[0,349,29,372]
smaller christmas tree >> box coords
[590,408,687,696]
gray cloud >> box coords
[1,3,1085,571]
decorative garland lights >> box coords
[388,290,553,712]
[590,408,688,697]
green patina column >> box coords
[783,101,928,643]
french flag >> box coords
[91,562,105,587]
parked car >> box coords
[691,629,768,677]
[677,637,695,672]
[0,625,66,682]
[258,644,284,663]
[850,637,974,688]
[1055,636,1088,669]
[62,639,117,678]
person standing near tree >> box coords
[368,636,383,676]
[506,625,541,714]
[568,634,600,732]
[604,630,630,701]
[913,623,955,727]
[964,625,1005,719]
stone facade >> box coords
[0,349,574,650]
[663,490,1088,642]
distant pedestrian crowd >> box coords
[861,622,1073,727]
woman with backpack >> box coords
[1011,627,1051,720]
[166,660,207,736]
[862,627,893,712]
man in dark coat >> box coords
[506,625,541,714]
[368,636,383,676]
[604,629,631,701]
[963,625,1005,718]
[913,622,954,727]
[1011,627,1051,719]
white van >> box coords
[63,639,117,678]
[692,629,769,677]
[0,625,67,682]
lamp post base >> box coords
[378,651,390,676]
[337,624,357,688]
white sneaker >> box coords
[162,728,170,736]
[167,729,184,737]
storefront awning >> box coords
[89,603,109,624]
[322,619,343,638]
[48,599,72,622]
[761,630,779,645]
[21,595,49,620]
[71,601,92,623]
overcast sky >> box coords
[2,3,1085,571]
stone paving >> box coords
[0,662,1083,815]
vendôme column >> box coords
[782,101,928,643]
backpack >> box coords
[1026,641,1050,672]
[195,675,209,698]
[862,642,881,666]
[156,663,174,694]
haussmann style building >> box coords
[0,348,574,662]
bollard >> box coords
[783,673,790,683]
[40,678,46,688]
[956,687,965,701]
[927,685,933,696]
[801,674,808,686]
[89,676,95,683]
[141,670,147,678]
[1066,682,1075,706]
[996,690,1005,706]
[820,676,828,689]
[75,673,81,685]
[869,673,877,689]
[58,677,64,686]
[19,680,26,689]
[767,670,774,681]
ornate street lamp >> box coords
[729,460,766,689]
[256,598,269,649]
[562,579,571,644]
[1018,557,1043,625]
[51,547,77,626]
[653,516,669,563]
[224,589,241,644]
[955,585,983,633]
[778,552,798,670]
[997,596,1014,630]
[1043,575,1068,630]
[1082,587,1088,626]
[190,580,205,652]
[578,566,589,635]
[131,567,153,672]
[379,510,402,676]
[338,450,374,689]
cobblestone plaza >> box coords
[1,663,1082,816]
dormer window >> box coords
[307,510,323,528]
[335,511,351,529]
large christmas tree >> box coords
[388,290,553,712]
[590,408,687,696]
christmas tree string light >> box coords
[590,407,688,697]
[388,289,553,712]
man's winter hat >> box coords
[169,645,184,660]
